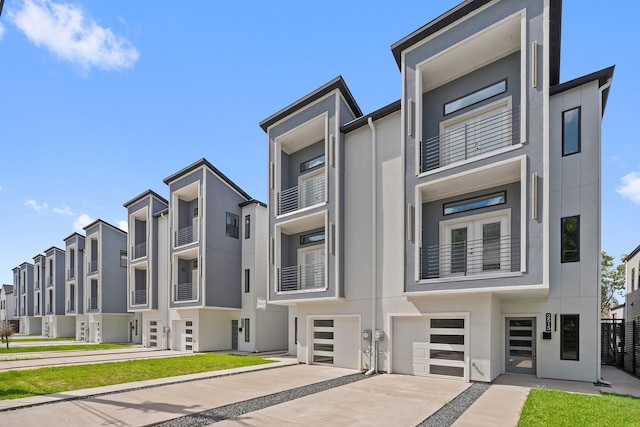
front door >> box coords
[506,317,536,374]
[231,319,239,350]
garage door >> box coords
[393,316,467,380]
[311,317,359,369]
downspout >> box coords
[161,210,171,350]
[365,117,378,375]
[597,78,613,386]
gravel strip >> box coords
[149,372,369,427]
[417,383,490,427]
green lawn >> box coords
[9,337,75,342]
[0,343,132,354]
[0,353,273,400]
[518,389,640,426]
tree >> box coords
[601,251,626,317]
[0,321,15,349]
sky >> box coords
[0,0,638,287]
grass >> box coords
[0,353,273,400]
[9,337,75,342]
[0,343,132,354]
[518,389,640,426]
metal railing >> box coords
[46,304,52,314]
[420,234,520,280]
[278,262,326,292]
[173,281,198,302]
[420,108,519,173]
[131,289,147,305]
[133,242,147,259]
[89,260,99,274]
[67,299,75,312]
[34,280,40,289]
[175,220,198,247]
[68,268,75,280]
[46,276,54,287]
[88,296,98,311]
[278,173,325,215]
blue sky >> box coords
[0,0,638,286]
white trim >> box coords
[404,282,548,298]
[264,92,335,133]
[542,0,550,289]
[520,10,528,144]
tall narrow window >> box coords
[560,314,579,360]
[561,216,580,263]
[244,318,250,342]
[633,268,636,291]
[120,251,128,268]
[294,317,298,345]
[562,107,581,155]
[245,215,251,239]
[244,269,250,293]
[226,213,239,238]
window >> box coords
[444,192,506,215]
[633,268,636,291]
[244,269,250,293]
[560,314,579,360]
[300,154,325,172]
[294,317,298,345]
[561,216,580,263]
[444,80,507,115]
[300,231,325,245]
[120,251,127,268]
[244,318,250,342]
[562,107,581,155]
[244,215,251,239]
[226,212,239,238]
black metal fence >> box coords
[601,319,640,377]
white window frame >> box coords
[297,244,326,290]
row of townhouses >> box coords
[3,0,614,383]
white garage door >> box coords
[393,317,467,380]
[311,317,360,370]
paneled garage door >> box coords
[393,316,467,380]
[311,317,360,369]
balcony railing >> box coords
[176,221,199,247]
[420,234,520,280]
[67,299,75,312]
[89,260,99,274]
[131,289,147,305]
[87,296,98,311]
[133,242,147,259]
[278,173,326,215]
[46,304,53,314]
[173,281,198,302]
[278,262,326,292]
[34,280,40,289]
[68,268,75,280]
[46,276,54,287]
[420,108,519,173]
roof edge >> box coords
[123,189,168,208]
[341,100,402,133]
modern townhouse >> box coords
[82,219,137,343]
[624,246,640,321]
[16,262,40,334]
[42,246,74,337]
[12,267,20,328]
[32,254,45,322]
[64,232,84,340]
[261,0,613,383]
[0,284,15,325]
[123,189,169,348]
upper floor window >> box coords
[561,216,580,263]
[562,107,581,156]
[444,79,507,115]
[300,154,325,173]
[301,231,325,245]
[560,314,579,361]
[633,268,636,291]
[120,251,127,268]
[245,215,251,239]
[244,269,250,293]
[443,192,506,216]
[226,213,239,238]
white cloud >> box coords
[0,22,5,41]
[10,0,139,72]
[25,199,48,213]
[73,213,93,232]
[53,205,76,216]
[118,220,128,232]
[617,172,640,204]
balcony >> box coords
[131,289,147,305]
[278,173,325,215]
[46,276,54,287]
[420,108,519,173]
[278,262,325,292]
[67,268,75,280]
[420,234,520,280]
[87,297,98,311]
[175,220,199,247]
[46,304,53,315]
[67,299,75,312]
[89,260,99,274]
[133,242,147,260]
[173,281,198,302]
[34,280,40,290]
